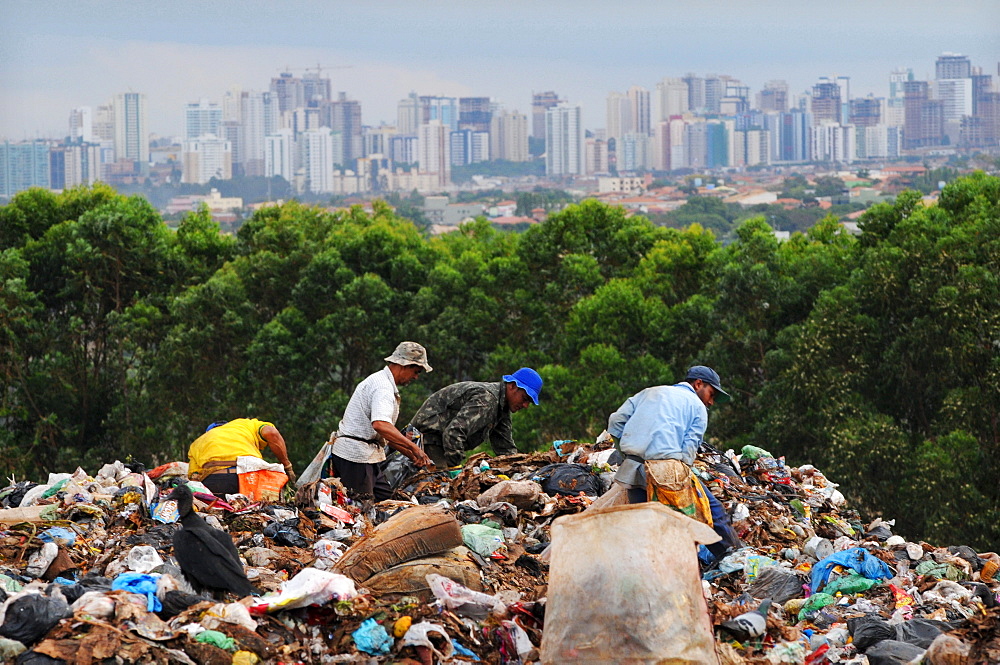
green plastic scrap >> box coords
[41,479,69,499]
[915,560,965,581]
[823,572,878,595]
[744,555,778,581]
[797,592,836,622]
[0,574,24,593]
[740,445,773,460]
[195,630,235,650]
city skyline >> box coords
[2,0,998,139]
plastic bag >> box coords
[297,442,333,488]
[848,615,896,652]
[924,633,969,664]
[893,618,948,649]
[400,621,454,660]
[461,523,505,557]
[249,568,356,614]
[797,593,836,622]
[810,547,893,593]
[352,618,393,656]
[533,463,603,496]
[540,503,720,665]
[125,545,164,574]
[476,480,542,509]
[383,452,421,490]
[426,573,505,619]
[111,573,161,612]
[864,639,925,665]
[823,572,878,595]
[0,593,70,645]
[748,567,804,603]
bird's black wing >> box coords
[172,525,254,597]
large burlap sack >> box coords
[361,546,482,599]
[335,506,462,583]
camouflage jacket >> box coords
[408,381,515,467]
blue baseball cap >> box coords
[686,366,731,403]
[205,421,229,432]
[503,367,543,405]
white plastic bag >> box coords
[250,568,356,613]
[297,442,333,487]
[125,545,164,573]
[399,621,454,660]
[426,573,505,617]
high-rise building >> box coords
[811,122,855,163]
[811,80,841,124]
[766,110,812,162]
[849,97,882,127]
[301,71,332,106]
[185,99,222,140]
[55,142,103,189]
[585,136,609,175]
[703,76,723,113]
[628,86,651,136]
[113,92,149,163]
[1,140,50,197]
[489,111,529,162]
[222,86,243,122]
[300,127,337,193]
[420,96,459,131]
[545,103,584,176]
[606,91,632,144]
[531,91,561,140]
[69,107,93,143]
[92,103,115,143]
[459,97,492,132]
[417,120,450,187]
[935,78,974,121]
[320,93,363,163]
[836,76,851,124]
[449,129,489,165]
[182,135,231,184]
[270,72,305,114]
[684,121,708,169]
[618,132,651,171]
[757,81,788,113]
[722,80,751,115]
[363,125,398,158]
[397,92,421,135]
[264,128,294,182]
[887,68,914,127]
[239,91,276,177]
[683,74,705,112]
[653,120,671,171]
[657,78,689,120]
[936,53,972,80]
[903,81,944,149]
[389,135,419,165]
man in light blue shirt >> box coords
[607,365,741,556]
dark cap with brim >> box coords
[686,365,731,403]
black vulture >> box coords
[168,484,255,598]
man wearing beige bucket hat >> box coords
[328,342,434,500]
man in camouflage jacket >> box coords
[407,368,542,468]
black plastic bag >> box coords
[864,639,925,665]
[157,589,210,619]
[893,618,949,649]
[0,593,70,645]
[948,545,983,572]
[848,614,896,652]
[748,567,804,603]
[263,518,308,547]
[383,452,422,490]
[533,463,603,496]
[15,651,66,665]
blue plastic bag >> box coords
[810,547,892,594]
[111,572,162,612]
[353,618,393,655]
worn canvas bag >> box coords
[645,459,713,526]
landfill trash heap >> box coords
[0,443,997,665]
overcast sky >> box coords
[2,0,997,139]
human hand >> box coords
[411,450,433,468]
[283,463,297,485]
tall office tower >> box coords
[113,92,149,163]
[0,140,50,197]
[652,120,671,170]
[936,53,972,80]
[300,127,337,193]
[449,129,489,165]
[810,80,841,124]
[606,91,633,143]
[489,110,529,161]
[935,78,974,121]
[320,93,363,163]
[264,128,295,182]
[181,135,232,184]
[531,91,561,140]
[757,81,789,113]
[240,91,271,176]
[849,97,882,127]
[767,110,812,162]
[627,86,651,136]
[683,74,705,112]
[417,120,450,186]
[903,81,944,148]
[69,107,93,142]
[585,137,609,174]
[618,132,651,171]
[459,97,492,132]
[836,76,851,124]
[419,96,459,131]
[185,99,222,140]
[972,72,993,115]
[270,72,305,114]
[301,71,332,106]
[92,103,115,143]
[397,92,421,135]
[657,78,689,120]
[222,86,243,122]
[887,68,914,127]
[703,76,723,113]
[545,103,584,175]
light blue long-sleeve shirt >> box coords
[607,382,708,467]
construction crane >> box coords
[278,63,353,78]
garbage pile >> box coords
[0,443,996,664]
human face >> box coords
[505,382,533,413]
[693,379,717,408]
[397,364,424,386]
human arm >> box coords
[489,412,516,458]
[260,425,296,483]
[372,420,433,468]
[607,393,639,442]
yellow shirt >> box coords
[188,418,273,475]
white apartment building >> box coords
[628,86,651,136]
[606,92,632,143]
[656,78,688,120]
[489,111,530,162]
[545,103,584,176]
[113,92,149,163]
[300,127,336,193]
[182,135,232,184]
[264,129,295,182]
[417,120,450,187]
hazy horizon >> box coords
[2,0,998,140]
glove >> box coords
[283,463,297,485]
